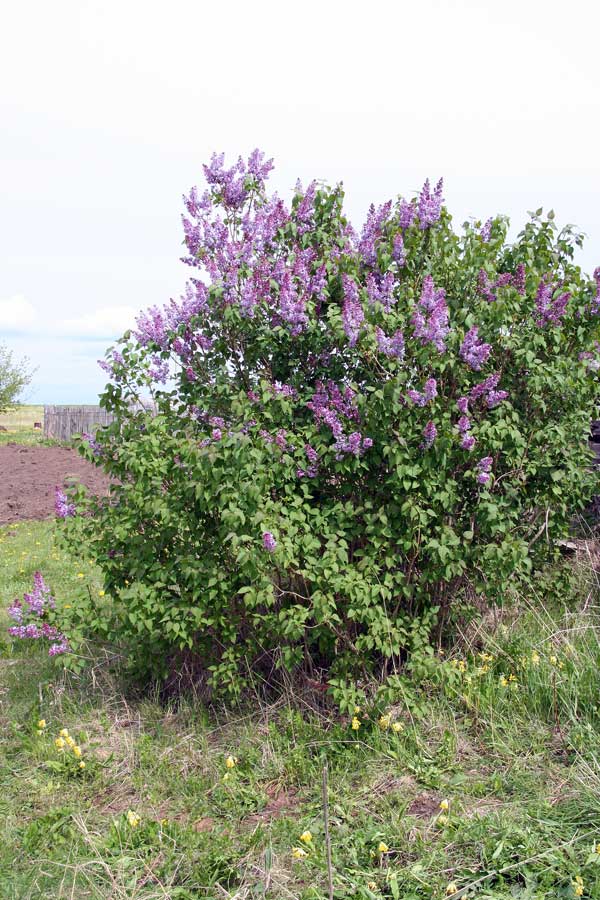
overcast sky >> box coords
[1,0,599,403]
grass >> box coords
[0,405,50,446]
[2,521,600,898]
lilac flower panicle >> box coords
[341,276,364,346]
[412,276,449,352]
[460,327,492,371]
[477,269,496,303]
[487,390,509,408]
[398,199,415,230]
[392,232,406,265]
[480,218,493,242]
[375,326,405,360]
[534,277,570,327]
[514,264,526,295]
[457,397,469,414]
[461,434,476,451]
[7,573,69,656]
[418,178,444,229]
[421,420,437,449]
[55,487,75,519]
[495,273,513,289]
[262,532,277,552]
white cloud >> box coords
[0,294,37,332]
[60,305,137,339]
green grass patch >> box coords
[2,521,600,898]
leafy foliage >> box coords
[0,344,34,413]
[62,152,600,703]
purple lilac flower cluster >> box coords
[262,531,277,552]
[407,378,437,407]
[590,268,600,315]
[469,373,508,409]
[456,402,476,451]
[480,218,493,242]
[477,267,524,303]
[460,327,491,371]
[533,277,570,327]
[412,276,449,352]
[55,487,75,518]
[417,179,444,229]
[359,201,392,266]
[82,432,102,457]
[421,421,437,449]
[307,381,371,458]
[7,573,70,656]
[476,456,493,485]
[366,272,396,311]
[342,276,364,346]
[375,326,405,360]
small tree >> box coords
[0,344,33,413]
[61,151,600,708]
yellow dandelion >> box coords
[79,761,86,769]
[439,798,449,811]
[437,814,448,826]
[299,830,312,844]
[446,883,458,896]
[549,654,558,665]
[37,719,47,729]
[354,705,361,714]
[377,841,389,854]
[572,875,584,897]
[457,659,467,673]
[55,737,65,750]
[59,728,69,738]
[98,590,105,597]
[367,881,377,891]
[378,713,392,730]
[126,810,141,828]
[499,675,509,687]
[225,755,237,769]
[292,847,308,859]
[76,573,84,578]
[73,745,82,758]
[351,716,361,731]
[392,721,404,733]
[65,736,75,748]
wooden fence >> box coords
[43,405,116,441]
[43,402,157,441]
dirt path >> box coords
[0,444,111,524]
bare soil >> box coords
[0,443,111,524]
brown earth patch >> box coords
[407,792,441,818]
[245,783,299,825]
[0,443,111,523]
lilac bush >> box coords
[61,152,600,705]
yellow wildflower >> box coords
[377,841,389,854]
[499,675,509,687]
[59,728,69,738]
[351,716,361,731]
[531,651,540,666]
[98,590,105,597]
[572,875,584,896]
[225,755,237,769]
[596,843,600,855]
[367,882,377,891]
[126,810,141,828]
[457,659,467,673]
[354,705,361,714]
[73,745,82,758]
[437,814,448,826]
[508,673,518,684]
[549,654,558,665]
[299,830,312,844]
[76,573,84,578]
[222,772,230,782]
[392,721,404,733]
[37,719,47,729]
[439,798,449,811]
[66,736,75,748]
[378,713,392,730]
[446,883,458,896]
[292,847,308,859]
[79,761,86,769]
[55,737,65,750]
